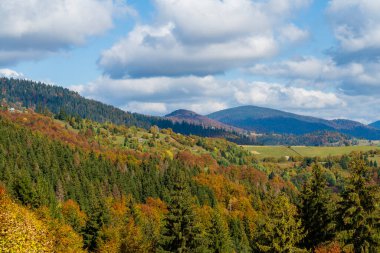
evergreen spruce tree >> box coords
[158,172,205,253]
[256,193,306,253]
[336,155,380,253]
[229,217,251,253]
[209,207,233,253]
[299,164,335,249]
[82,212,102,252]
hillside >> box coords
[1,78,378,144]
[0,106,379,252]
[165,109,244,133]
[370,121,380,129]
[0,78,250,142]
[208,105,380,140]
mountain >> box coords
[165,109,244,133]
[370,121,380,129]
[208,105,380,140]
[2,78,378,142]
[0,78,251,142]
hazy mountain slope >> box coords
[369,121,380,129]
[208,105,380,139]
[165,109,245,133]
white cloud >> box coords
[250,57,358,80]
[99,23,277,78]
[249,57,380,95]
[99,0,310,77]
[0,68,23,78]
[327,0,380,62]
[0,0,131,65]
[155,0,311,43]
[279,24,309,43]
[234,82,344,109]
[72,75,347,117]
[72,75,231,108]
[122,102,168,115]
[153,0,271,43]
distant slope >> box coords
[369,121,380,129]
[0,78,149,127]
[3,78,379,142]
[208,105,380,140]
[165,109,244,133]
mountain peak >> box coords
[165,109,200,118]
[165,109,244,133]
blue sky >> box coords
[0,0,379,123]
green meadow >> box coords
[243,145,380,159]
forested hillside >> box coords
[0,108,379,252]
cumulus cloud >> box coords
[234,82,344,109]
[71,75,232,111]
[279,24,309,43]
[0,68,23,78]
[0,0,130,65]
[99,23,277,78]
[99,0,310,78]
[72,75,346,117]
[249,57,365,82]
[327,0,380,63]
[122,102,168,115]
[249,57,380,95]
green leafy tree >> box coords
[299,164,335,249]
[336,155,380,253]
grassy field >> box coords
[243,145,380,159]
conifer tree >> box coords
[256,193,306,253]
[158,172,205,253]
[336,155,380,252]
[299,164,335,249]
[229,217,251,253]
[209,207,233,253]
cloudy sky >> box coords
[0,0,379,123]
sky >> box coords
[0,0,379,123]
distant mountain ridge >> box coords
[0,78,250,143]
[370,121,380,129]
[208,105,380,140]
[1,78,379,143]
[165,109,245,133]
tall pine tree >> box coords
[336,154,380,253]
[208,207,233,253]
[256,193,306,253]
[158,172,205,253]
[299,164,335,249]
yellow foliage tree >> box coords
[36,206,85,253]
[0,188,53,252]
